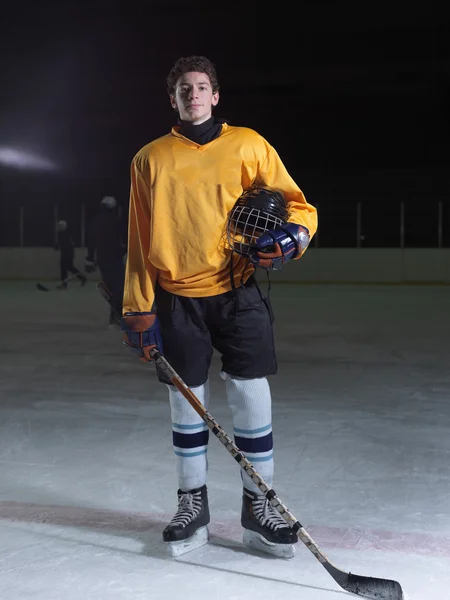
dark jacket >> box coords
[87,207,125,266]
[57,229,75,256]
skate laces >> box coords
[169,490,202,528]
[252,496,289,531]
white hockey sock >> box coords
[221,372,274,495]
[168,380,210,492]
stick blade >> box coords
[36,283,49,292]
[346,573,404,600]
[327,564,404,600]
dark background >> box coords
[0,1,448,248]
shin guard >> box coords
[168,380,210,492]
[221,372,274,494]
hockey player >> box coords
[121,56,318,558]
[55,220,86,289]
[85,196,126,326]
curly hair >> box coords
[166,56,220,96]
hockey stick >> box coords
[36,273,83,292]
[96,280,404,600]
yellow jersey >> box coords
[123,123,318,314]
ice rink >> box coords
[0,280,449,600]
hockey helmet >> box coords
[56,220,68,232]
[100,195,117,209]
[226,187,288,256]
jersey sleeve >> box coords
[122,156,158,314]
[255,141,318,253]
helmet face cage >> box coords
[226,188,288,257]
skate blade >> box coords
[166,526,209,558]
[243,529,296,559]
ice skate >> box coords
[241,488,297,559]
[163,484,210,557]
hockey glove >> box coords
[121,312,163,362]
[249,223,310,270]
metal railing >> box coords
[1,199,449,249]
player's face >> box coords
[170,71,219,125]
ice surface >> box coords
[0,281,449,599]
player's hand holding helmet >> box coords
[249,223,310,270]
[226,187,310,271]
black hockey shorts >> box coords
[154,276,277,387]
